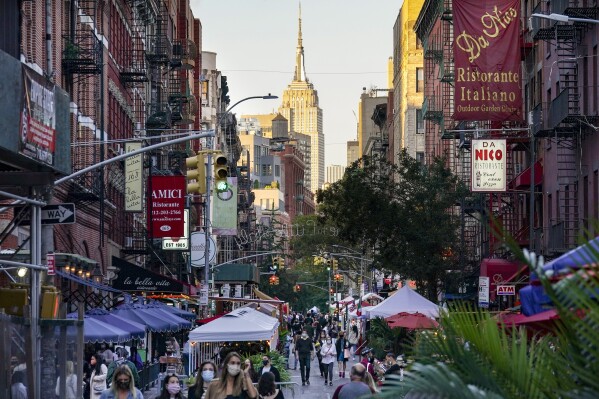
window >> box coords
[416,109,424,132]
[416,68,424,92]
[262,164,272,176]
[275,165,280,177]
[416,152,425,164]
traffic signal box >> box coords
[213,152,229,193]
[185,152,206,194]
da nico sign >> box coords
[471,139,507,192]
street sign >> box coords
[47,253,55,276]
[15,203,76,225]
[190,232,217,267]
[199,286,209,306]
[497,285,516,296]
[478,276,490,308]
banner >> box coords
[20,65,57,165]
[212,177,238,236]
[148,175,185,238]
[125,142,143,211]
[471,139,507,192]
[453,0,523,121]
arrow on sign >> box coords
[44,205,75,223]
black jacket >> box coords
[295,336,314,355]
[258,365,281,382]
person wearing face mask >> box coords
[205,352,258,399]
[294,329,315,386]
[257,354,281,383]
[188,361,218,399]
[359,348,377,382]
[242,359,259,383]
[158,374,183,399]
[99,365,143,399]
[335,331,350,378]
[320,335,337,386]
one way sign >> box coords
[15,203,76,225]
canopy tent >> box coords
[542,236,599,274]
[189,307,279,344]
[63,314,131,343]
[338,295,355,305]
[112,304,181,332]
[366,286,440,319]
[362,293,384,302]
[84,308,146,339]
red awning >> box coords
[511,160,543,190]
[196,313,224,325]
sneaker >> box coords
[307,380,310,385]
[329,382,333,386]
[302,381,305,386]
[324,380,328,385]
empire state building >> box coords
[279,5,324,194]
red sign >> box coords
[497,285,515,295]
[148,176,185,238]
[47,253,55,276]
[453,0,523,121]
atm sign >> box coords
[497,285,515,296]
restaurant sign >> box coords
[471,139,506,192]
[112,256,183,293]
[148,175,185,238]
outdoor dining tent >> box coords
[188,306,279,345]
[366,286,440,319]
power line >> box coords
[222,69,386,75]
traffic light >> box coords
[185,152,206,194]
[269,275,279,285]
[275,256,285,270]
[330,288,335,294]
[332,258,339,272]
[334,273,342,282]
[326,258,331,271]
[213,152,229,193]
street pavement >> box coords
[143,353,362,398]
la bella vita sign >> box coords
[471,139,506,192]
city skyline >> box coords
[192,0,401,167]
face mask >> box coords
[301,333,308,338]
[167,383,181,395]
[262,360,269,366]
[116,380,129,390]
[369,356,375,363]
[227,364,241,376]
[326,340,332,344]
[201,370,214,382]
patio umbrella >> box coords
[112,304,180,333]
[85,308,146,339]
[148,301,196,321]
[385,312,439,329]
[140,304,192,329]
[63,314,131,343]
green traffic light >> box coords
[216,180,229,192]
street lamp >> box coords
[203,94,278,314]
[530,13,599,24]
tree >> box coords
[317,151,467,300]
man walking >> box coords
[332,363,371,399]
[295,328,315,386]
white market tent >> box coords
[366,286,440,319]
[189,306,279,343]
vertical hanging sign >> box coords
[471,139,507,192]
[453,0,523,121]
[125,142,143,211]
[148,175,185,238]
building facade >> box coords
[326,165,346,185]
[278,7,324,194]
[347,140,359,166]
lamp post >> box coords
[203,94,278,315]
[530,13,599,24]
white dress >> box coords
[89,364,108,398]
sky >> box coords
[190,0,402,167]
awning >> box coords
[510,160,543,190]
[56,270,121,293]
[253,287,275,301]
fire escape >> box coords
[530,0,598,252]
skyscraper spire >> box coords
[294,2,307,82]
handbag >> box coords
[344,348,351,359]
[93,385,104,392]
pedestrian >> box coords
[316,330,327,377]
[128,346,144,371]
[362,370,379,394]
[383,353,401,377]
[320,335,337,386]
[55,360,78,399]
[258,354,281,383]
[347,321,360,360]
[107,347,140,388]
[331,363,371,399]
[204,351,258,399]
[89,353,108,398]
[294,328,315,386]
[188,360,217,399]
[158,373,184,399]
[99,364,143,399]
[359,348,377,382]
[257,371,284,399]
[243,358,259,383]
[335,331,350,378]
[10,370,27,399]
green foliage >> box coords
[378,237,599,398]
[366,318,415,358]
[244,350,291,382]
[317,151,468,300]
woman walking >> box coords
[99,365,143,399]
[89,353,108,398]
[335,331,349,378]
[320,335,337,386]
[158,374,184,399]
[188,360,218,399]
[204,352,258,399]
[56,360,78,399]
